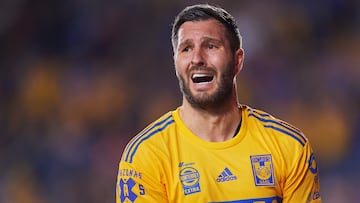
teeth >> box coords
[192,73,214,83]
[192,73,208,79]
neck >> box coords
[179,98,242,142]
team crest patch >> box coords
[250,154,275,186]
[179,166,201,195]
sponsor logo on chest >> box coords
[216,167,237,182]
[178,162,201,195]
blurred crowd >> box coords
[0,0,359,202]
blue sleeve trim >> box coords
[124,114,173,163]
[248,113,307,147]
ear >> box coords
[234,48,244,75]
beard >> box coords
[178,62,235,110]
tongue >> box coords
[193,76,213,83]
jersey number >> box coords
[119,178,145,202]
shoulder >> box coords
[243,105,308,148]
[121,111,176,164]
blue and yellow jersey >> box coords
[116,105,321,203]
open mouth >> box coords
[192,73,214,83]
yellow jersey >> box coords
[116,105,321,203]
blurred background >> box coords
[0,0,359,202]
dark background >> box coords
[0,0,359,202]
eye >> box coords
[179,45,192,53]
[207,44,216,49]
[182,47,191,52]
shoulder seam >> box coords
[123,114,174,163]
[247,109,307,147]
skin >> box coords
[174,19,245,142]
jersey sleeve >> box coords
[116,143,168,203]
[282,141,321,202]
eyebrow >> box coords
[178,39,193,49]
[201,37,223,45]
[178,37,223,50]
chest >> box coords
[163,138,284,202]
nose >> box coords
[191,48,206,67]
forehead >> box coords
[177,19,227,42]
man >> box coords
[116,4,321,203]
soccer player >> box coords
[116,4,321,203]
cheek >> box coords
[174,64,184,80]
[211,54,233,71]
[174,57,188,75]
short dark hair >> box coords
[171,4,242,53]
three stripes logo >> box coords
[216,167,237,182]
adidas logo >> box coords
[216,167,237,182]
